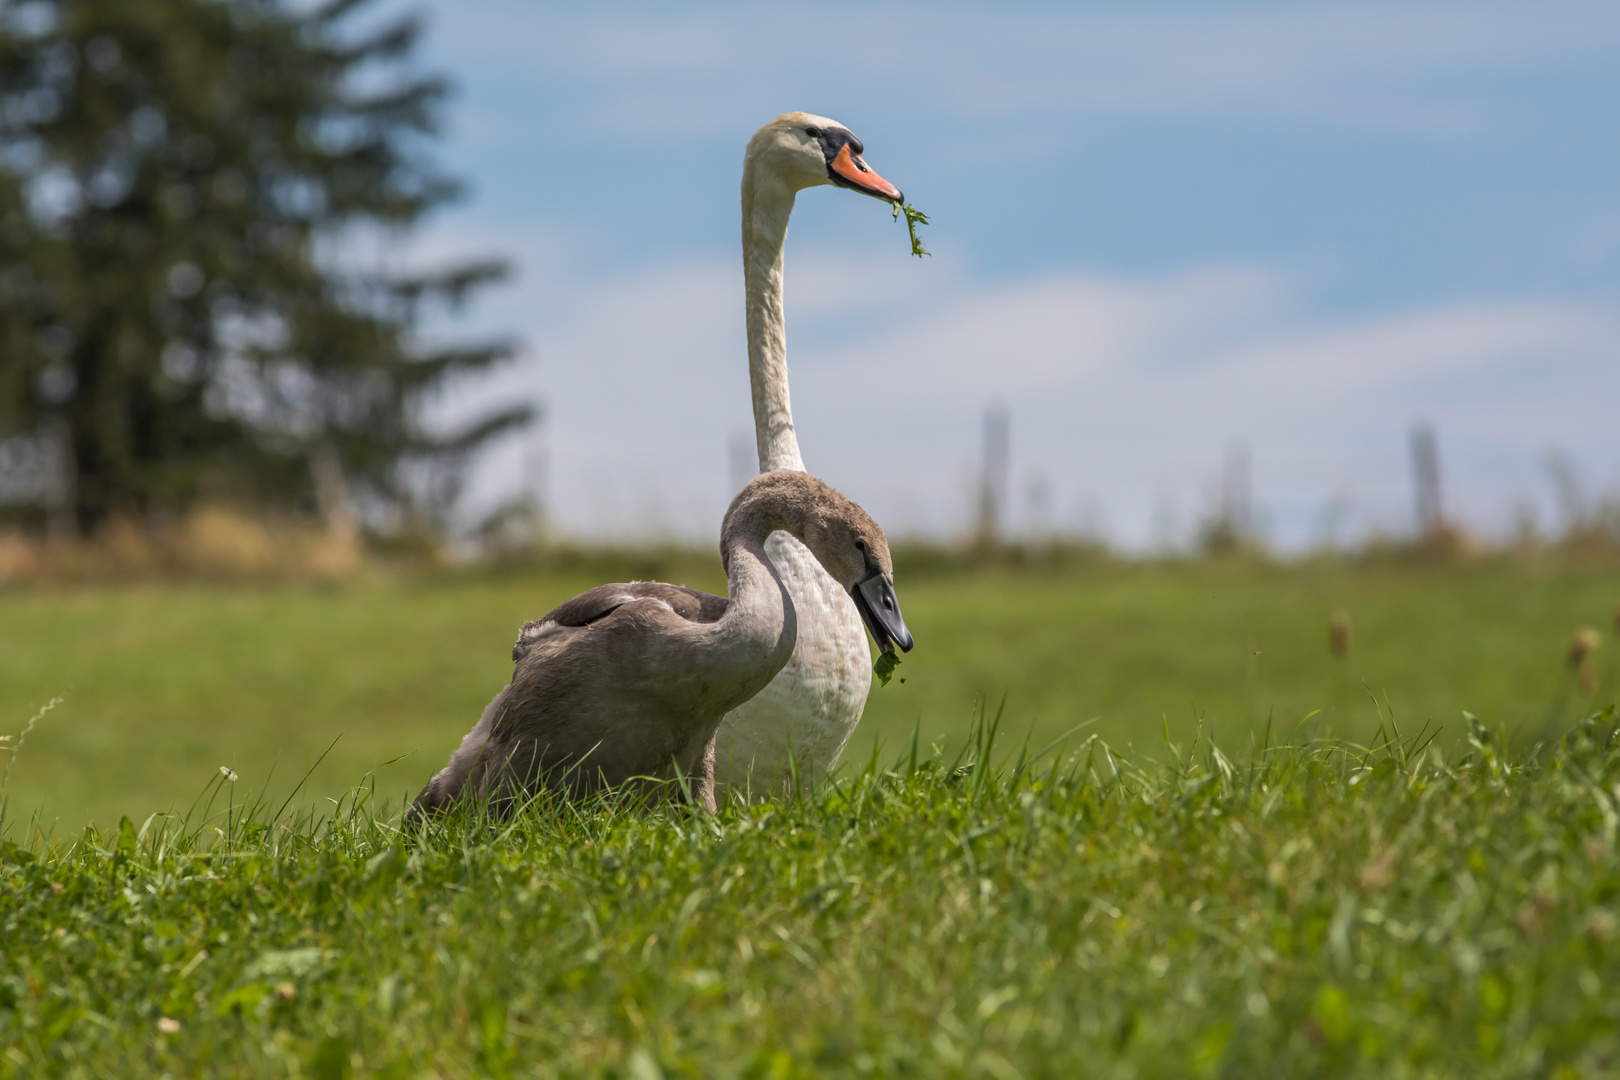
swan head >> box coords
[746,112,903,203]
[726,470,915,654]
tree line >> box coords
[0,0,528,539]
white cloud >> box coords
[783,262,1620,544]
[427,232,1620,548]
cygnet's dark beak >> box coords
[853,572,914,654]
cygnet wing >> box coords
[513,582,729,661]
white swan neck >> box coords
[741,169,805,474]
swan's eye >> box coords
[855,539,867,553]
[805,127,821,138]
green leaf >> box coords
[213,982,269,1017]
[874,650,901,687]
[1312,984,1352,1045]
[115,817,138,862]
[475,996,510,1079]
[359,845,407,903]
[1190,1020,1232,1076]
[891,202,931,257]
[309,1033,351,1080]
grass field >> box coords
[3,711,1619,1077]
[4,554,1620,1077]
[1,554,1616,832]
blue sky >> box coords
[395,1,1620,548]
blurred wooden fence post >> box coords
[311,445,358,543]
[1198,440,1252,554]
[42,418,78,542]
[1410,422,1442,535]
[1224,441,1252,538]
[976,406,1009,550]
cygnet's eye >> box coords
[854,539,867,553]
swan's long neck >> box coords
[707,508,798,694]
[742,168,805,473]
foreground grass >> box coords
[4,713,1619,1078]
[3,556,1617,831]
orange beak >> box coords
[829,144,903,202]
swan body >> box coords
[712,112,907,793]
[411,471,912,816]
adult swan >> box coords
[711,112,909,793]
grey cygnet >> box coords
[409,470,914,818]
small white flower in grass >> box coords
[220,766,238,781]
[156,1017,180,1034]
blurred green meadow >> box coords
[2,553,1617,834]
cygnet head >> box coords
[725,470,914,654]
[745,112,903,203]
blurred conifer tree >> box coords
[0,0,528,536]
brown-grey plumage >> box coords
[410,471,912,818]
